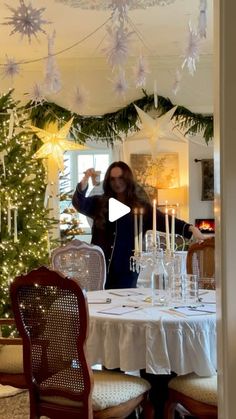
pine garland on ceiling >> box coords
[28,90,213,145]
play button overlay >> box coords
[108,198,131,222]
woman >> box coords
[72,161,204,289]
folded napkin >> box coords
[170,304,216,316]
[108,290,144,297]
[88,297,111,304]
[98,305,141,315]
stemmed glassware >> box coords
[130,231,198,306]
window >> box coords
[60,149,111,235]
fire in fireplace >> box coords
[195,218,215,234]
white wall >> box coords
[123,134,214,223]
[189,137,214,224]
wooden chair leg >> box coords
[141,395,155,419]
[164,400,178,419]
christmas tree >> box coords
[0,91,53,319]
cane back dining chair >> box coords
[51,239,106,291]
[10,266,154,419]
[145,230,186,252]
[157,232,186,252]
[164,372,217,419]
[186,236,215,289]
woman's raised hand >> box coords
[83,168,96,179]
[79,168,96,190]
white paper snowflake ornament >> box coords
[27,82,46,105]
[103,24,133,69]
[182,22,200,75]
[70,85,89,114]
[3,0,50,42]
[133,55,149,88]
[172,69,182,95]
[44,31,61,94]
[1,56,20,79]
[112,69,128,97]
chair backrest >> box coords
[157,231,186,251]
[186,236,215,289]
[145,230,186,252]
[51,239,106,291]
[10,266,93,417]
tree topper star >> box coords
[30,117,88,172]
[128,105,186,157]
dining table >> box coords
[86,287,216,377]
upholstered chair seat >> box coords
[165,373,217,419]
[41,370,151,411]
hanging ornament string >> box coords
[0,16,112,66]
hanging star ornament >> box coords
[128,105,187,157]
[30,118,89,172]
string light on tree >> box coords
[0,90,52,322]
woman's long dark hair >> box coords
[94,161,150,229]
[103,161,150,207]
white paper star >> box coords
[30,118,89,171]
[128,105,187,157]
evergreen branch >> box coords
[27,92,213,145]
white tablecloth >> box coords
[86,288,216,377]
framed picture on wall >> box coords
[130,153,179,201]
[201,159,214,201]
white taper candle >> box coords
[139,208,143,253]
[134,208,139,253]
[14,207,18,243]
[165,208,170,251]
[171,208,175,253]
[153,199,157,247]
[7,199,11,235]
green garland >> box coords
[28,91,213,145]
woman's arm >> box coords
[72,168,101,218]
[72,182,98,219]
[188,225,205,241]
[154,209,205,241]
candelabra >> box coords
[130,243,186,305]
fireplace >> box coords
[195,218,215,234]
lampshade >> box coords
[158,186,187,205]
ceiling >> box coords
[0,0,214,115]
